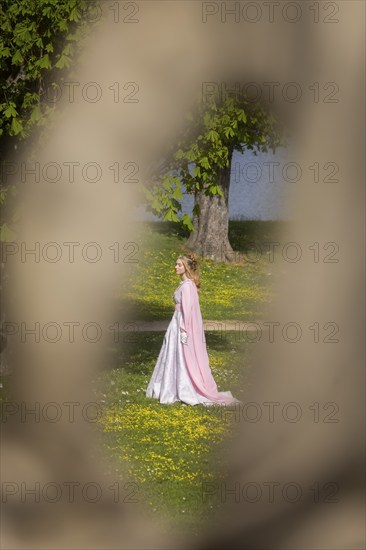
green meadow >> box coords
[93,220,286,534]
[0,220,286,536]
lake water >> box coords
[133,147,295,221]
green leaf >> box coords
[237,110,247,123]
[200,157,210,169]
[4,104,18,118]
[38,54,52,69]
[29,104,41,124]
[13,24,31,44]
[163,178,172,191]
[22,91,38,109]
[10,117,23,135]
[63,43,74,55]
[59,19,68,31]
[12,49,24,64]
[163,210,173,221]
[193,166,201,178]
[207,130,219,143]
[152,198,162,212]
[186,150,197,162]
[69,7,81,22]
[224,127,234,139]
[0,223,17,242]
[181,214,194,231]
[172,186,183,200]
[55,54,71,69]
[0,47,11,58]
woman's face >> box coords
[174,258,186,275]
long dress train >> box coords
[146,279,240,405]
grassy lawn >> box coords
[1,220,285,537]
[93,330,252,536]
[116,220,288,321]
[93,220,285,534]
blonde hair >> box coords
[178,253,201,291]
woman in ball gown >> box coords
[146,253,240,406]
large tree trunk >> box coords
[186,159,237,263]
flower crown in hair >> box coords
[185,254,198,271]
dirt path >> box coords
[119,320,265,331]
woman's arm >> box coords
[179,282,193,343]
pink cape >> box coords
[179,279,240,405]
